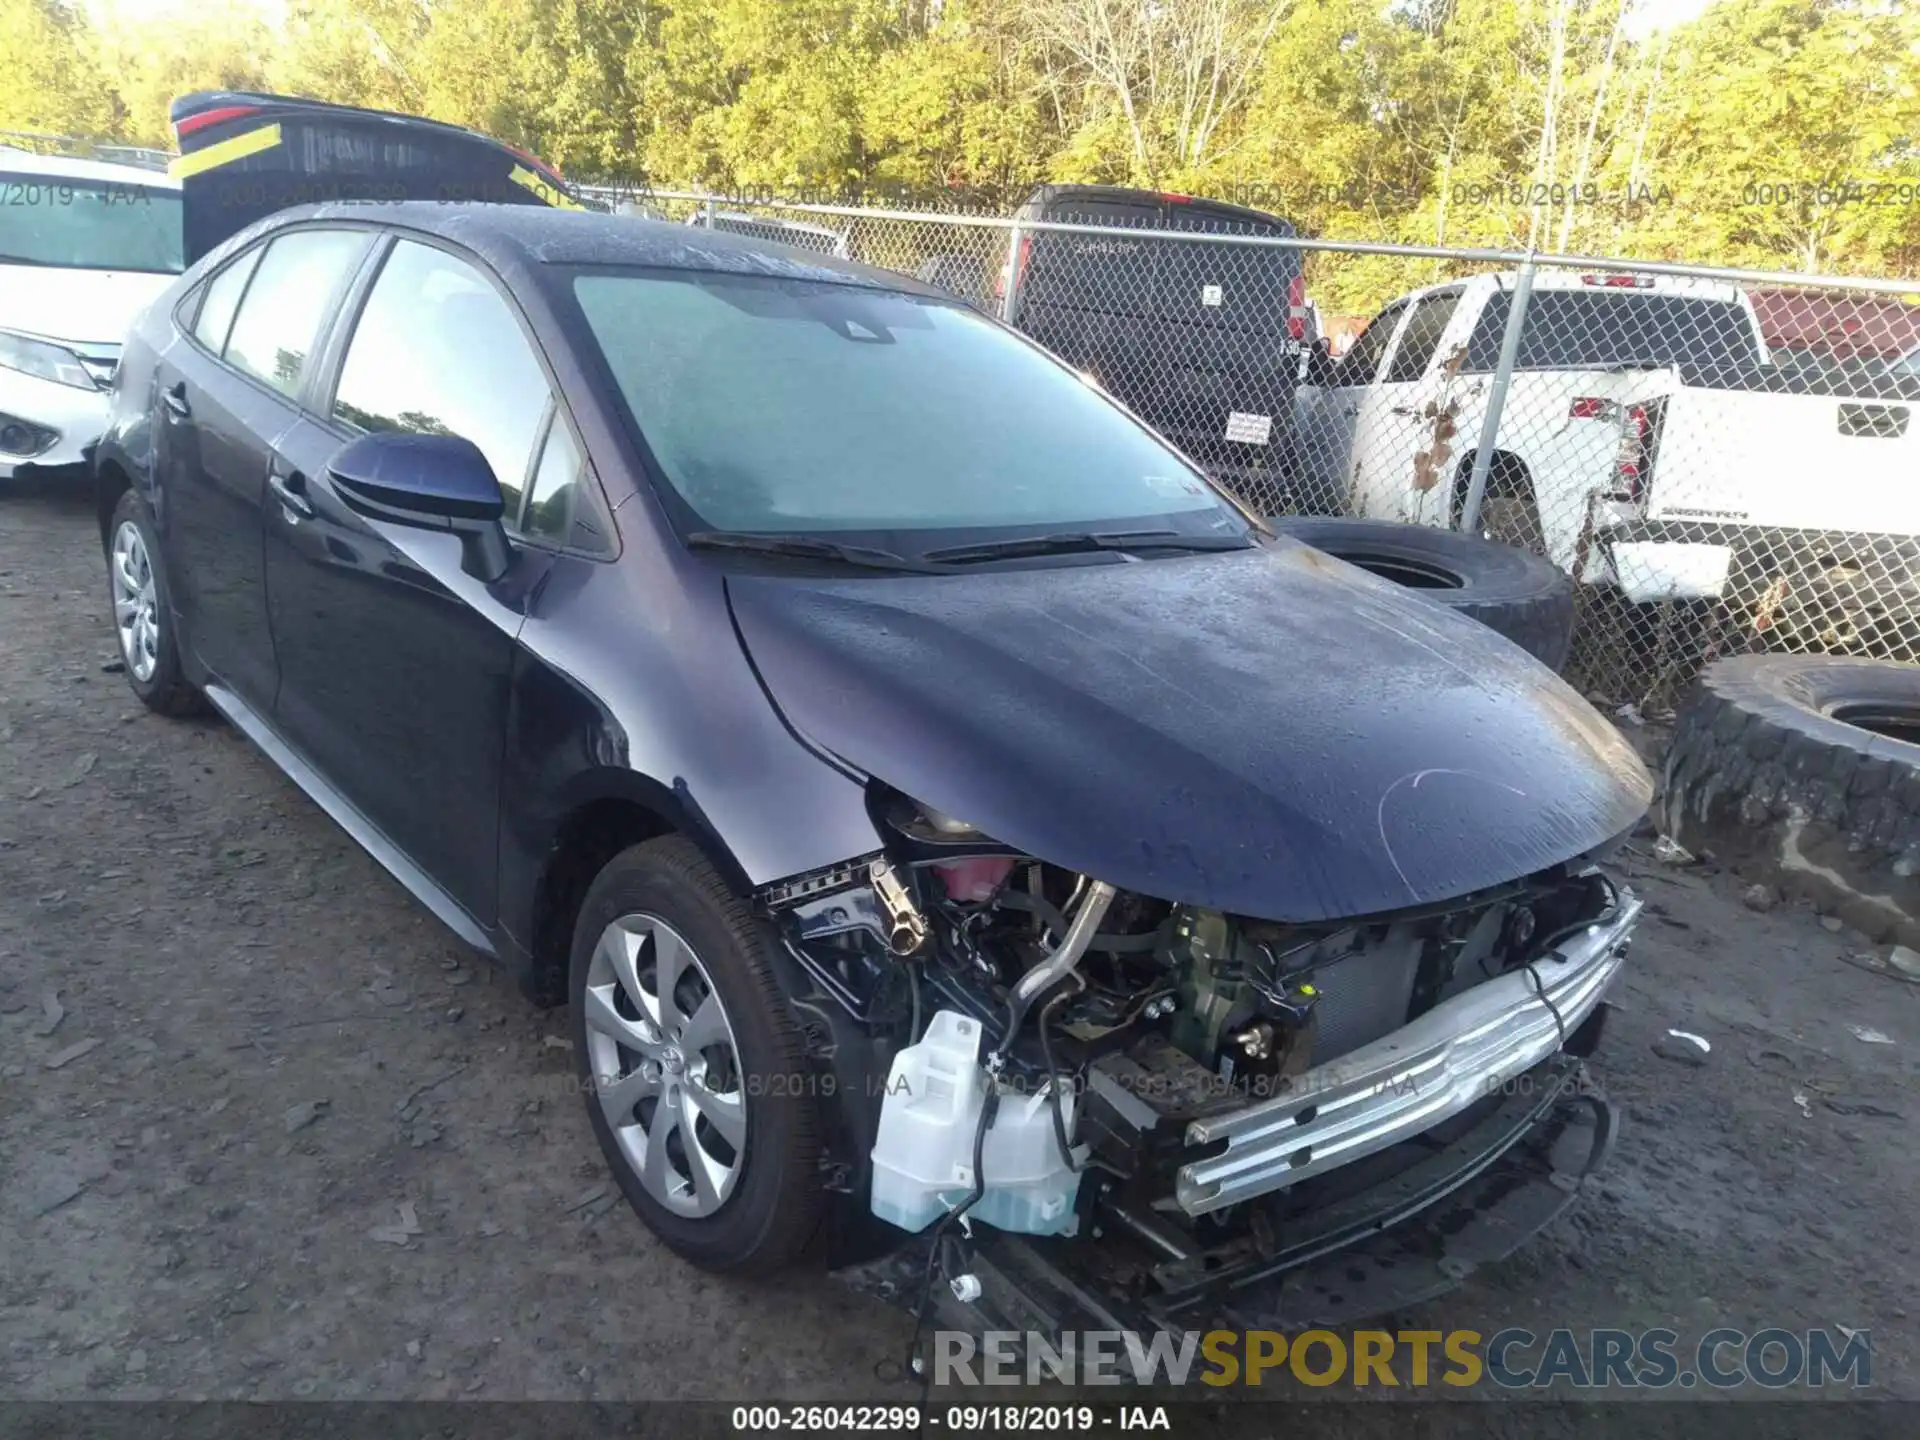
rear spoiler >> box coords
[168,91,582,264]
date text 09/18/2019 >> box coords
[729,1405,1168,1432]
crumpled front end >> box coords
[726,542,1650,1323]
[765,786,1640,1326]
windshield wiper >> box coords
[684,530,945,573]
[920,529,1253,565]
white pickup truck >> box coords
[1294,271,1920,626]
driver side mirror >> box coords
[1302,336,1339,389]
[328,431,512,583]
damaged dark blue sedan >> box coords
[96,200,1651,1337]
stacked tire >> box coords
[1268,517,1577,671]
[1661,654,1920,944]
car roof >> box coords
[280,201,940,295]
[1022,183,1297,233]
[0,146,181,189]
[1394,270,1743,307]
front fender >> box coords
[496,552,886,977]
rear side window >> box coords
[1465,290,1766,371]
[331,239,552,525]
[222,229,368,398]
[191,246,261,354]
[1385,290,1462,382]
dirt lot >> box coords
[3,482,1919,1405]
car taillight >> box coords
[1613,401,1658,502]
[1287,275,1307,341]
[1568,396,1616,419]
[994,232,1033,303]
[1580,273,1655,288]
[174,103,262,139]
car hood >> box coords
[0,265,172,347]
[725,540,1651,922]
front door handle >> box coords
[162,382,190,420]
[269,468,314,520]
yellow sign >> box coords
[167,124,284,180]
[509,165,585,211]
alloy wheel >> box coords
[583,913,747,1217]
[111,520,161,683]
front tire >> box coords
[106,489,204,717]
[569,836,828,1272]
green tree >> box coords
[1633,0,1920,272]
[1,0,121,138]
[269,0,429,116]
[93,1,273,147]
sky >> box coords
[87,0,287,25]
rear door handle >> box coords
[162,382,190,420]
[269,467,314,520]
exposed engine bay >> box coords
[763,784,1634,1291]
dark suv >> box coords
[1002,185,1309,512]
[96,199,1647,1335]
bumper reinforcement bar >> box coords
[1176,889,1641,1215]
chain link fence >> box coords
[581,184,1920,703]
[0,129,173,171]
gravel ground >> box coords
[3,482,1918,1405]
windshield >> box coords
[1467,290,1764,372]
[571,270,1244,548]
[0,173,184,274]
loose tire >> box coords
[105,489,205,717]
[1268,516,1577,671]
[1662,654,1920,943]
[569,836,827,1272]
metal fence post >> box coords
[1001,219,1026,324]
[1458,254,1537,535]
[701,197,716,230]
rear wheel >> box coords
[106,489,204,717]
[1450,454,1545,556]
[1476,491,1544,554]
[569,836,828,1272]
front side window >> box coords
[572,270,1244,544]
[222,229,368,398]
[1336,300,1408,386]
[0,173,184,274]
[1385,291,1462,383]
[332,239,551,515]
[523,416,609,551]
